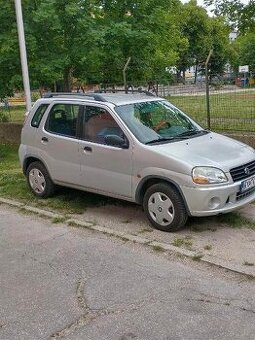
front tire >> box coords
[26,161,55,198]
[143,183,187,232]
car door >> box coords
[78,105,133,198]
[35,102,82,185]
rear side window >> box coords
[46,103,80,138]
[31,104,49,128]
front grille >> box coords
[230,160,255,182]
[236,187,255,201]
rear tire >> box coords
[26,161,55,198]
[143,183,187,232]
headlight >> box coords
[192,166,228,184]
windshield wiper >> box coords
[175,129,209,138]
[145,137,182,145]
[145,130,209,145]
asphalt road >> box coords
[0,204,255,340]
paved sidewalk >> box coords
[1,197,255,278]
[71,203,255,277]
[1,203,255,340]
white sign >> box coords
[239,65,249,73]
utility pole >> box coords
[205,49,213,130]
[123,57,131,93]
[14,0,32,111]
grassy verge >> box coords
[9,106,26,123]
[189,213,255,231]
[167,89,255,131]
[0,106,26,123]
[2,89,255,131]
[0,144,120,214]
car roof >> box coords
[41,92,163,106]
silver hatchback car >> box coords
[19,92,255,232]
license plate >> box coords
[240,175,255,193]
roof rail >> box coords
[95,89,156,97]
[42,90,157,103]
[42,92,108,102]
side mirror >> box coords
[104,135,128,148]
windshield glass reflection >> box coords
[115,100,204,144]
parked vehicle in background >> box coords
[19,91,255,232]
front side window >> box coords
[115,100,206,144]
[83,106,124,145]
[31,104,49,128]
[46,103,80,137]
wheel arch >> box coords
[23,156,50,177]
[135,176,191,215]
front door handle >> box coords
[41,137,48,142]
[84,146,92,152]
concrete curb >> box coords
[1,197,254,279]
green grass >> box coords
[217,212,255,229]
[167,89,255,131]
[0,143,121,214]
[190,212,255,232]
[152,244,165,252]
[2,88,255,132]
[52,216,67,224]
[172,237,193,250]
[243,261,254,266]
[9,106,26,123]
[204,245,212,251]
[192,254,203,261]
[1,144,255,230]
[0,106,26,123]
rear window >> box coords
[31,104,49,128]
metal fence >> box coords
[1,84,255,132]
[158,84,255,133]
[97,82,255,133]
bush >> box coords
[0,110,10,122]
[31,92,41,102]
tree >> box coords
[0,0,231,95]
[230,33,255,74]
[175,1,231,83]
[24,0,101,91]
[239,33,255,72]
[0,0,102,93]
[0,0,187,93]
[0,1,22,99]
[207,17,231,78]
[176,0,211,83]
[94,0,187,86]
[204,0,255,33]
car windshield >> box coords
[115,100,204,144]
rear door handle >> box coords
[41,137,48,142]
[84,146,92,152]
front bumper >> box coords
[181,180,255,217]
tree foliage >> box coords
[0,2,21,98]
[204,0,255,33]
[176,1,211,80]
[208,17,231,77]
[91,0,187,85]
[230,32,255,73]
[0,0,234,94]
[176,1,231,81]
